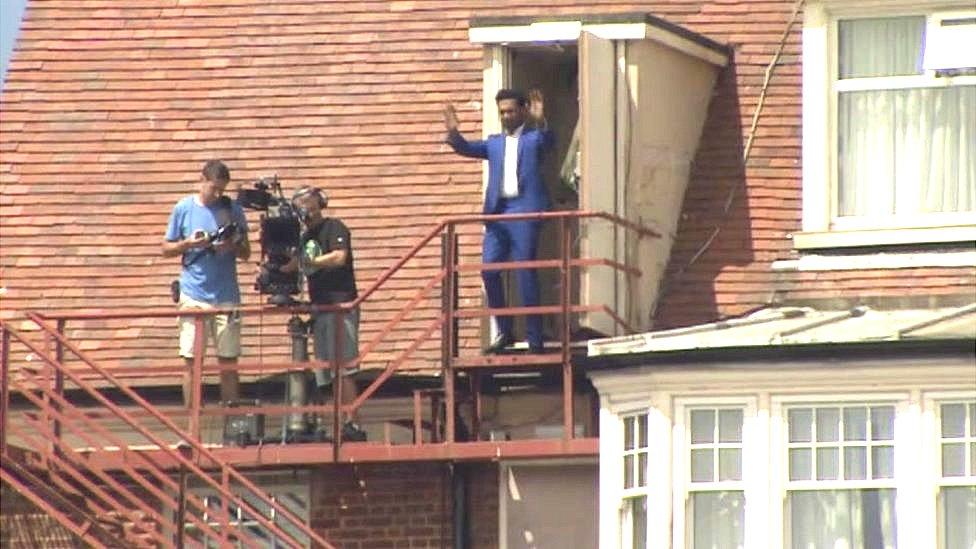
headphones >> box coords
[292,185,328,208]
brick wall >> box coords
[308,461,498,549]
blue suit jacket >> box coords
[447,127,554,215]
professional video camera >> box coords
[238,175,302,305]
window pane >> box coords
[719,409,743,443]
[790,448,812,481]
[692,491,745,549]
[942,403,967,438]
[838,16,924,78]
[790,409,813,443]
[971,442,975,476]
[691,410,715,444]
[719,448,742,482]
[845,446,867,480]
[692,449,714,483]
[870,406,895,440]
[624,454,634,488]
[817,447,839,480]
[844,407,867,441]
[637,415,648,449]
[624,417,635,450]
[624,496,647,549]
[638,452,647,487]
[872,446,894,479]
[837,86,976,218]
[941,486,976,549]
[817,408,840,442]
[789,489,897,549]
[943,443,966,477]
[970,403,976,437]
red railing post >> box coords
[561,216,574,441]
[1,326,9,453]
[442,223,457,444]
[220,467,231,546]
[53,319,65,449]
[189,315,205,444]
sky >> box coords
[1,0,29,88]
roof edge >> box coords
[468,12,730,55]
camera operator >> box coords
[161,159,250,407]
[282,186,366,442]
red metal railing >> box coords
[1,319,335,548]
[0,210,657,543]
[4,210,656,453]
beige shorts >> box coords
[178,295,242,359]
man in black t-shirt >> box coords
[287,185,366,442]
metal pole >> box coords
[1,327,9,454]
[189,315,205,444]
[176,454,188,549]
[53,319,65,451]
[561,217,574,440]
[442,225,457,444]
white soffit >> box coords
[469,22,728,67]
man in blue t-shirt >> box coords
[162,159,250,406]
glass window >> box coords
[938,401,976,549]
[834,16,976,228]
[687,407,745,549]
[621,413,650,548]
[786,405,897,548]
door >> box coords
[578,31,619,336]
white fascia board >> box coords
[469,22,729,66]
[469,21,582,43]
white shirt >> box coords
[502,124,524,198]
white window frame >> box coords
[798,0,976,249]
[923,391,976,549]
[673,397,757,549]
[619,410,652,549]
[771,393,912,547]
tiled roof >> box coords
[1,0,973,375]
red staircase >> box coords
[0,210,657,547]
[0,319,335,548]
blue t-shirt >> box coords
[165,196,248,304]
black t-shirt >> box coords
[301,217,358,305]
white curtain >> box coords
[790,489,897,549]
[837,17,976,219]
[942,486,976,549]
[692,491,745,549]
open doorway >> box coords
[507,44,580,344]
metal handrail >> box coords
[4,319,335,549]
[4,209,657,451]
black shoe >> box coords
[484,333,514,354]
[342,421,367,442]
[528,343,546,354]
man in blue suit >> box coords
[444,89,553,354]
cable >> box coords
[663,0,806,295]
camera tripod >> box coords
[283,312,331,443]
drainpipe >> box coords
[452,463,469,549]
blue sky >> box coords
[1,0,29,87]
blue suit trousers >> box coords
[482,220,543,348]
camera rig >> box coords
[238,175,302,305]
